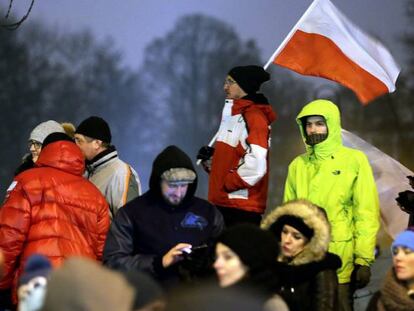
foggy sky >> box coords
[10,0,409,71]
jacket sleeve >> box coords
[224,110,270,192]
[210,207,225,239]
[352,153,380,266]
[94,199,110,261]
[283,160,298,203]
[109,165,141,217]
[312,269,339,311]
[0,180,31,289]
[102,207,157,274]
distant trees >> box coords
[0,21,145,193]
[140,14,262,155]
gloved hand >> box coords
[395,190,414,214]
[351,265,371,289]
[197,146,214,173]
[197,146,214,161]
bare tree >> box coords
[1,0,34,30]
[140,14,262,155]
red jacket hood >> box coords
[231,98,277,124]
[36,141,85,176]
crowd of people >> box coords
[0,64,413,311]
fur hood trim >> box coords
[261,199,331,265]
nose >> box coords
[29,144,36,152]
[284,235,292,245]
[213,257,222,269]
[308,124,317,133]
[173,185,186,197]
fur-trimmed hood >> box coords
[261,199,331,265]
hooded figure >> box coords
[261,199,341,311]
[103,145,224,288]
[283,100,380,310]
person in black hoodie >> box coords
[103,145,224,289]
[261,199,342,311]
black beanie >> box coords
[76,116,112,143]
[42,132,74,148]
[270,215,314,240]
[217,224,278,272]
[228,65,270,94]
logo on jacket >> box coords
[332,170,341,175]
[181,212,208,230]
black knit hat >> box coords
[42,132,74,148]
[270,215,314,240]
[217,224,278,272]
[228,65,270,94]
[76,116,112,143]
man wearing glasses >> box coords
[198,65,276,227]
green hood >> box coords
[296,99,342,159]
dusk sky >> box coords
[10,0,409,72]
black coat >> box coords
[103,146,224,288]
[276,252,341,311]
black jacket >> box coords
[276,252,341,311]
[103,145,224,287]
[261,200,342,311]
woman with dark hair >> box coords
[261,199,341,311]
[366,227,414,311]
[213,224,288,311]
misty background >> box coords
[1,0,413,212]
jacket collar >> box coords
[87,146,118,173]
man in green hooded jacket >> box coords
[283,99,380,311]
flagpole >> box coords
[198,1,322,165]
[263,0,321,70]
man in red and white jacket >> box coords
[198,65,276,226]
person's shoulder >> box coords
[189,196,220,213]
[340,146,369,163]
[289,153,308,166]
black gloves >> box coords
[351,265,371,289]
[197,146,214,173]
[396,190,414,214]
[196,146,214,161]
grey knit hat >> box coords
[161,168,196,184]
[29,120,65,144]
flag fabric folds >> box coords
[269,0,400,104]
[342,129,410,238]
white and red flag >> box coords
[264,0,400,104]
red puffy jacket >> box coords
[0,140,110,292]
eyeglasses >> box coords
[224,77,236,86]
[28,140,42,150]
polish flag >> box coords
[264,0,400,104]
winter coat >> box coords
[86,146,142,218]
[366,269,414,311]
[0,140,110,294]
[103,145,224,287]
[283,99,380,283]
[261,199,341,311]
[208,94,276,213]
